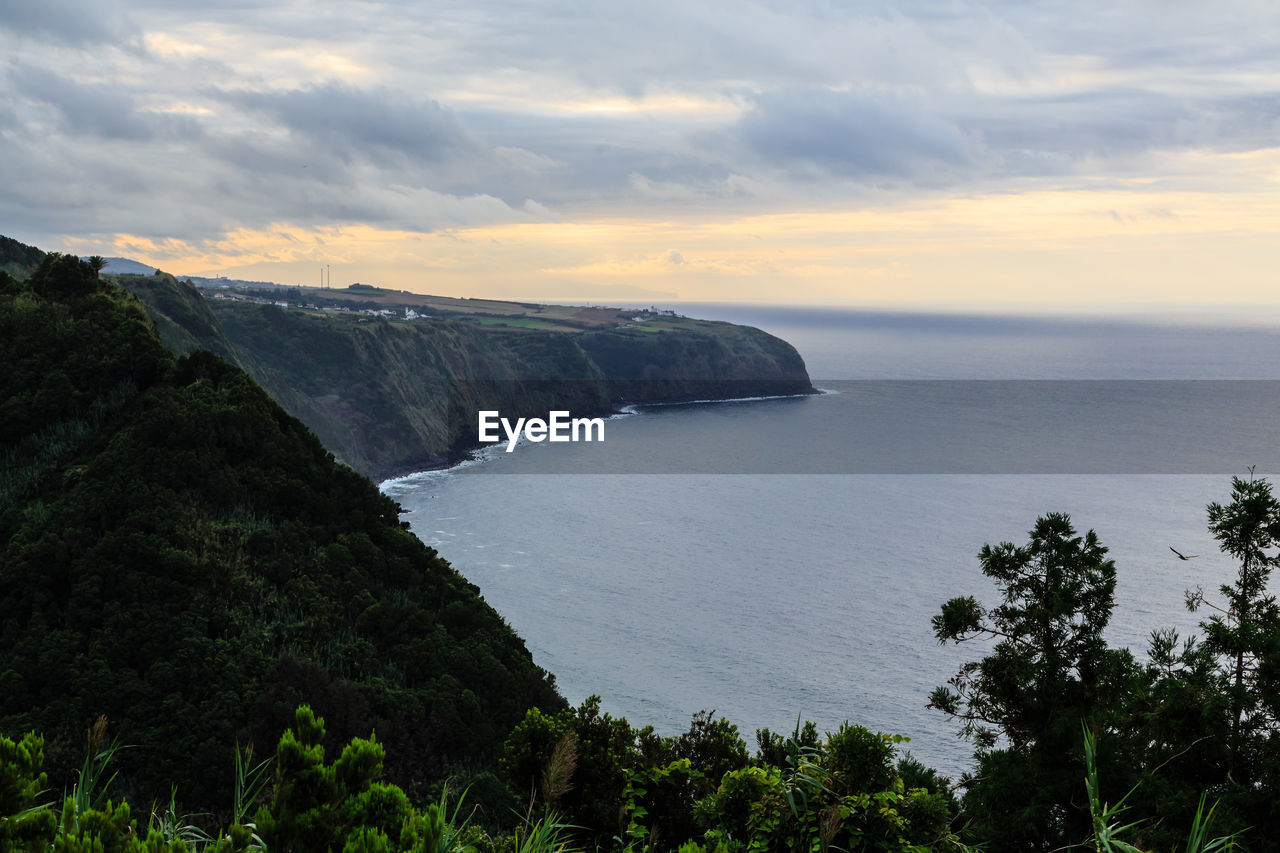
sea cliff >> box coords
[120,274,814,479]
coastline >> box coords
[377,387,827,490]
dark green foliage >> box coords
[2,706,491,853]
[29,253,105,299]
[896,752,953,803]
[0,722,215,852]
[930,512,1136,849]
[1197,474,1280,775]
[824,723,895,795]
[754,720,819,770]
[0,730,60,849]
[931,490,1280,851]
[1075,476,1280,851]
[0,255,167,452]
[116,274,248,367]
[695,726,964,852]
[503,697,648,846]
[0,260,563,816]
[5,703,962,853]
[256,705,412,852]
[672,711,750,790]
[1081,725,1245,853]
[1148,472,1280,847]
[1100,629,1235,851]
[620,758,704,851]
[503,700,961,852]
[0,234,45,279]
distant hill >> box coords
[86,256,160,276]
[3,243,157,279]
[0,234,44,279]
[0,253,564,812]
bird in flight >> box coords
[1170,547,1198,560]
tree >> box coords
[0,730,59,850]
[502,697,645,846]
[28,253,99,299]
[1188,472,1280,780]
[930,512,1130,849]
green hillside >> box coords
[0,254,564,812]
[205,298,615,479]
[0,234,45,280]
[114,273,813,480]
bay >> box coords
[382,306,1280,778]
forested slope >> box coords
[0,254,564,812]
[116,272,813,480]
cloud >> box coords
[10,65,201,141]
[963,89,1280,170]
[0,0,126,44]
[3,0,1280,291]
[734,88,975,180]
[209,83,589,209]
[222,83,478,165]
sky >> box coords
[3,1,1280,308]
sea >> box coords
[381,305,1280,779]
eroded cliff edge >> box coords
[119,273,814,480]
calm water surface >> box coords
[383,307,1280,777]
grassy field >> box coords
[208,280,736,336]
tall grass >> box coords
[512,813,581,853]
[230,742,271,851]
[149,785,214,848]
[64,715,129,830]
[56,720,275,852]
[408,784,480,853]
[1082,723,1243,853]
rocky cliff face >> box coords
[576,321,813,403]
[121,275,815,480]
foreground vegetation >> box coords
[0,696,1250,853]
[3,702,965,853]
